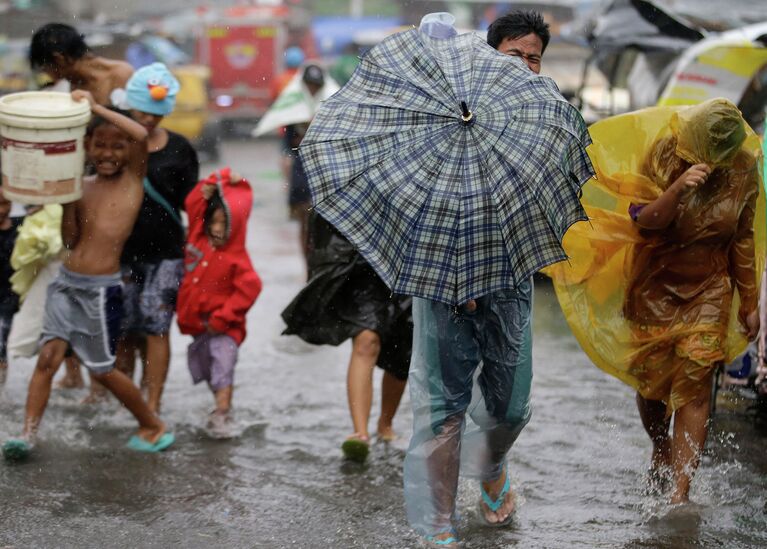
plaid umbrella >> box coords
[299,29,595,305]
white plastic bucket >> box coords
[0,91,91,204]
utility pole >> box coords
[350,0,363,18]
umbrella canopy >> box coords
[299,29,595,305]
[252,68,339,137]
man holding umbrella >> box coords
[297,11,594,546]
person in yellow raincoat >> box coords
[548,98,764,505]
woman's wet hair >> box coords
[486,10,550,53]
[29,23,89,70]
[86,106,133,137]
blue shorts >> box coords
[413,281,534,434]
[121,259,184,336]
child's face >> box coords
[86,125,131,177]
[207,208,227,248]
[130,110,164,133]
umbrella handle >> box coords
[461,101,473,124]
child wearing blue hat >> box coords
[90,62,199,412]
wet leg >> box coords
[143,333,171,414]
[81,373,109,404]
[298,204,311,273]
[114,334,140,381]
[423,414,464,544]
[346,329,380,441]
[377,370,406,441]
[636,393,672,479]
[429,414,464,520]
[22,339,68,439]
[405,297,478,539]
[55,356,84,389]
[214,385,233,414]
[472,283,533,524]
[669,381,711,504]
[93,368,165,442]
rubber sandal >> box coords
[341,435,369,462]
[2,438,31,462]
[478,470,514,527]
[126,432,175,453]
[422,528,459,548]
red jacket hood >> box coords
[185,167,252,253]
[178,167,260,345]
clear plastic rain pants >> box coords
[404,280,533,536]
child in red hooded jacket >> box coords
[177,167,261,438]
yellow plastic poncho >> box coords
[546,99,765,413]
[10,204,63,301]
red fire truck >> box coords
[195,3,311,134]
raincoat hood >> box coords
[671,98,747,168]
[179,167,260,345]
[200,167,250,252]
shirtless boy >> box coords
[29,23,133,105]
[2,90,173,460]
[29,23,134,391]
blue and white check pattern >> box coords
[300,29,595,305]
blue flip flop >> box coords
[422,528,459,548]
[479,470,514,527]
[127,432,175,453]
[2,438,31,462]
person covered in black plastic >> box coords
[282,212,412,462]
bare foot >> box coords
[55,372,85,390]
[0,364,7,385]
[376,421,397,442]
[81,388,109,404]
[480,469,515,525]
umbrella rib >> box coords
[469,52,535,112]
[308,119,460,209]
[393,128,463,298]
[361,45,459,116]
[479,145,569,278]
[302,107,457,146]
[364,122,463,295]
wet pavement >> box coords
[1,139,766,548]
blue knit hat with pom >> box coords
[125,62,180,115]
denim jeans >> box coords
[403,280,533,536]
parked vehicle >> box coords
[196,4,291,135]
[574,0,767,130]
[161,64,220,161]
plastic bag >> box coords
[10,204,63,301]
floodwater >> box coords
[1,139,766,548]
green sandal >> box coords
[2,438,32,462]
[341,436,370,462]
